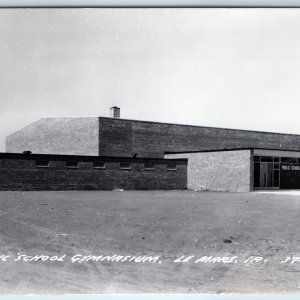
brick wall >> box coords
[0,155,187,191]
[98,118,300,158]
[165,150,251,192]
[7,116,300,159]
[6,117,99,156]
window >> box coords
[281,157,298,163]
[120,162,131,170]
[274,170,280,187]
[261,156,273,162]
[254,162,260,188]
[144,162,155,170]
[167,163,177,171]
[94,161,106,169]
[36,160,49,168]
[66,161,79,168]
[253,156,260,162]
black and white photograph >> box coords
[1,6,300,294]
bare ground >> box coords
[0,190,300,294]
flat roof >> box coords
[0,152,187,163]
[99,116,300,137]
[164,147,300,155]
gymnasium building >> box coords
[3,107,300,192]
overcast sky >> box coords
[1,8,300,151]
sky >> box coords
[1,8,300,151]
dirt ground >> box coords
[0,190,300,294]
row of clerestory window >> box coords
[35,160,177,171]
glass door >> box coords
[253,156,280,190]
[260,162,273,188]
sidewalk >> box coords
[255,190,300,196]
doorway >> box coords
[254,161,279,189]
[260,162,273,188]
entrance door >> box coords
[260,162,273,188]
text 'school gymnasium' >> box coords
[3,106,300,192]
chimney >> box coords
[110,106,120,118]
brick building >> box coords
[6,108,300,157]
[5,107,300,192]
[166,148,300,192]
[0,153,187,191]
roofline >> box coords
[99,116,300,137]
[164,147,300,154]
[6,116,99,138]
[6,115,300,139]
[0,152,188,163]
